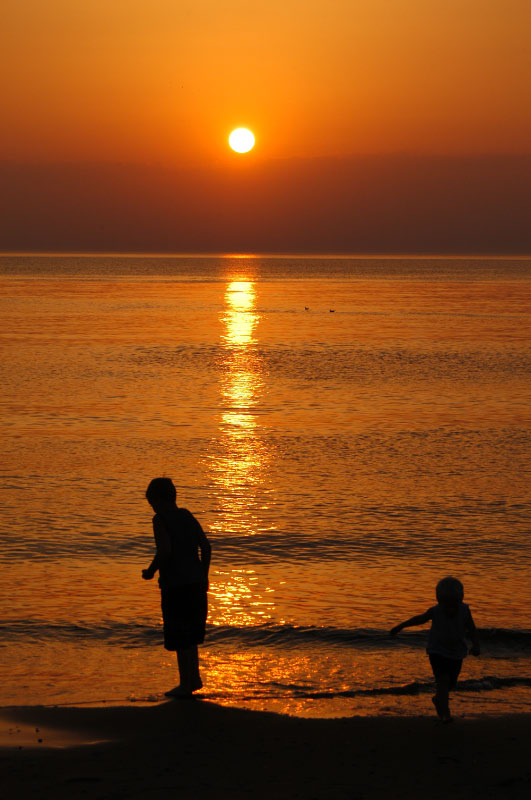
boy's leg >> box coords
[167,647,202,696]
[188,645,202,690]
[177,649,187,687]
[165,649,192,696]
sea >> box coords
[1,254,530,718]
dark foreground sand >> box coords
[2,701,530,799]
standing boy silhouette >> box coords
[142,478,211,696]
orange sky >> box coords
[1,1,530,253]
[2,0,530,164]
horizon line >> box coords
[1,251,530,260]
[1,151,531,169]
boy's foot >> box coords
[164,685,193,698]
[164,680,203,698]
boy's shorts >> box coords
[160,583,208,651]
[428,653,463,690]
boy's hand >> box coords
[470,644,480,656]
[142,568,155,580]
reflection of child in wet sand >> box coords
[142,478,211,697]
[390,577,480,722]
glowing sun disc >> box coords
[229,128,255,153]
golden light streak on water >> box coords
[210,568,274,626]
[207,278,275,628]
[222,280,257,345]
[210,279,268,515]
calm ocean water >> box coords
[1,255,530,717]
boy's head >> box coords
[146,477,177,509]
[436,576,464,612]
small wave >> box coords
[208,623,384,648]
[1,620,530,654]
[0,620,161,647]
[209,624,531,654]
[385,626,531,654]
[255,675,531,700]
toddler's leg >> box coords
[433,674,452,722]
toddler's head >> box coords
[146,477,177,511]
[436,576,464,614]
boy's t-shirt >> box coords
[426,602,473,660]
[155,507,207,588]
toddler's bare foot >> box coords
[431,695,443,719]
[432,695,453,723]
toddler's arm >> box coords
[390,610,432,636]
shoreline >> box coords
[3,702,530,799]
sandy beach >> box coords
[2,702,530,799]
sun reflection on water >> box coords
[211,568,274,626]
[209,279,269,513]
[207,278,275,628]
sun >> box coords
[229,128,255,153]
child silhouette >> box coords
[390,576,480,722]
[142,478,211,697]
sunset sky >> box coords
[2,0,530,253]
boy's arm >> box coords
[142,517,171,580]
[142,555,159,580]
[390,609,432,636]
[467,609,480,656]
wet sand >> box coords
[2,701,530,799]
